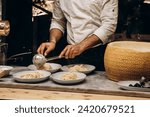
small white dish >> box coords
[117,80,150,92]
[51,71,86,84]
[0,65,13,70]
[13,70,51,83]
[61,64,95,74]
[0,65,13,78]
[28,63,62,73]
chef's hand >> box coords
[59,44,85,59]
[37,42,56,56]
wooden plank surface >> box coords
[0,88,149,100]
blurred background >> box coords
[0,0,150,66]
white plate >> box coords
[117,81,150,92]
[0,65,13,71]
[0,65,13,78]
[51,71,86,84]
[61,64,95,74]
[13,70,51,83]
[28,63,62,73]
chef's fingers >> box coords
[44,47,52,56]
[37,45,41,54]
[65,47,72,59]
[44,43,55,56]
[59,46,68,58]
[69,47,75,58]
[37,44,45,55]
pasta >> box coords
[61,73,77,80]
[37,63,52,70]
[69,64,88,72]
[20,72,43,79]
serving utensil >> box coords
[32,54,64,68]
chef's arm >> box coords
[93,0,118,44]
[49,0,66,44]
[78,0,118,52]
[59,34,103,59]
[49,28,63,44]
[37,1,66,56]
[78,34,102,52]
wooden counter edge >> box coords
[0,88,149,100]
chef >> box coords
[37,0,118,70]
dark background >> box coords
[2,0,32,65]
[2,0,150,66]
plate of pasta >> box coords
[13,70,51,83]
[61,64,95,74]
[28,63,62,73]
[51,72,86,84]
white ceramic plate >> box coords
[13,70,51,83]
[0,65,13,71]
[61,64,95,74]
[117,81,150,92]
[0,65,13,78]
[28,63,62,73]
[51,71,86,84]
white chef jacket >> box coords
[50,0,118,45]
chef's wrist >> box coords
[50,40,57,45]
[78,42,87,52]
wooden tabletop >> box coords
[0,88,149,100]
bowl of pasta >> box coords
[51,71,86,84]
[28,63,62,73]
[61,64,95,74]
[13,70,51,83]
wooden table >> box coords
[0,67,149,100]
[0,88,149,100]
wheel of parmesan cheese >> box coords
[104,41,150,81]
